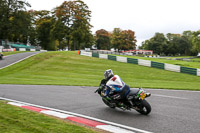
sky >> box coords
[27,0,200,46]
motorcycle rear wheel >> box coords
[136,99,151,115]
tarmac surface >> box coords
[0,84,200,133]
[0,52,41,69]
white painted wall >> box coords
[116,56,127,63]
[165,63,180,72]
[138,59,151,67]
[99,54,108,59]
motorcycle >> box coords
[95,86,151,115]
[0,53,3,60]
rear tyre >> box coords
[102,98,115,109]
[136,99,151,115]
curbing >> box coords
[80,51,200,76]
[7,102,134,133]
[0,97,153,133]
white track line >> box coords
[145,88,200,93]
[152,94,189,100]
[0,97,153,133]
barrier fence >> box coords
[1,48,46,52]
[80,51,200,77]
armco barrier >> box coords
[108,55,116,61]
[80,51,200,76]
[164,63,180,72]
[92,52,99,58]
[180,66,197,75]
[138,59,151,67]
[198,69,200,76]
[99,54,108,59]
[116,56,127,63]
[127,58,138,64]
[81,51,92,57]
[151,61,164,69]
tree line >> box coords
[139,31,200,56]
[0,0,93,50]
[2,0,199,54]
[0,0,137,51]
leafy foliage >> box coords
[140,30,200,56]
[0,0,93,51]
[95,28,137,51]
[95,29,111,50]
[0,0,31,47]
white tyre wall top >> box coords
[116,56,127,63]
[164,63,180,72]
[138,59,151,67]
[99,54,108,59]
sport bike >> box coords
[95,87,151,115]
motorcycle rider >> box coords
[0,52,3,60]
[98,69,130,107]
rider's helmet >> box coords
[104,69,114,80]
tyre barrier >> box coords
[80,51,200,76]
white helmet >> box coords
[104,69,114,80]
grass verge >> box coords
[0,51,199,90]
[0,100,98,133]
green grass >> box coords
[0,100,98,133]
[2,51,31,56]
[0,51,200,90]
[115,55,200,68]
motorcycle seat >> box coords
[128,88,140,96]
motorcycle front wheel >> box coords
[102,98,116,109]
[136,99,151,115]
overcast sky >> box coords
[27,0,200,46]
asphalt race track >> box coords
[0,52,41,69]
[0,84,200,133]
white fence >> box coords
[164,63,181,72]
[197,69,200,76]
[99,54,108,59]
[138,59,151,67]
[116,56,127,63]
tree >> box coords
[111,28,123,51]
[141,33,167,55]
[95,29,111,50]
[9,10,32,43]
[0,0,30,47]
[34,10,57,50]
[181,31,193,55]
[192,30,200,54]
[55,0,92,50]
[119,30,137,50]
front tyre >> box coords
[102,98,115,109]
[136,99,151,115]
